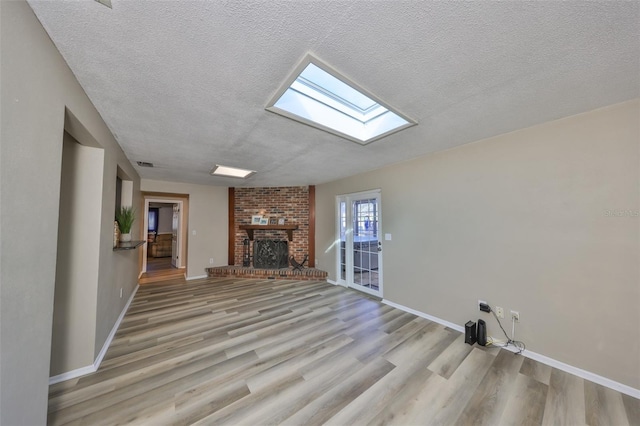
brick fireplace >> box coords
[231,186,312,267]
[205,186,326,281]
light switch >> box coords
[385,233,392,241]
[192,230,196,236]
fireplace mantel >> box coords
[239,224,299,241]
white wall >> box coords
[141,180,228,278]
[1,2,141,423]
[316,100,639,391]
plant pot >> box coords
[120,233,132,242]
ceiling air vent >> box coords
[94,0,112,9]
[136,161,154,168]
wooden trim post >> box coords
[308,185,315,268]
[228,187,235,265]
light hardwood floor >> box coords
[48,277,639,425]
[139,257,184,285]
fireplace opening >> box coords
[254,239,289,269]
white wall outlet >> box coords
[315,259,319,266]
[495,306,504,318]
[209,258,214,264]
[119,288,123,298]
[511,310,520,322]
[385,233,392,241]
[192,229,196,236]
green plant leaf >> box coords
[116,206,135,234]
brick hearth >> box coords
[206,266,327,281]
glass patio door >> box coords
[337,190,383,297]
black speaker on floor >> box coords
[465,321,477,345]
[477,319,487,346]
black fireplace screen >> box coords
[254,239,289,269]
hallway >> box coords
[139,257,184,285]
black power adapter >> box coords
[479,302,490,313]
[465,321,477,345]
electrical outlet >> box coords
[479,300,490,312]
[209,258,214,264]
[511,310,520,322]
[496,306,504,318]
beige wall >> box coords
[50,133,103,376]
[1,2,141,423]
[141,180,228,278]
[157,206,174,234]
[316,100,640,390]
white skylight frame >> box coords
[210,165,256,179]
[266,54,416,145]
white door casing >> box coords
[336,190,383,297]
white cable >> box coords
[490,304,526,354]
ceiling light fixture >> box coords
[266,53,416,145]
[210,165,256,179]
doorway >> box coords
[141,195,188,282]
[146,202,179,271]
[336,190,383,297]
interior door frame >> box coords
[141,198,184,274]
[171,203,180,267]
[335,189,383,297]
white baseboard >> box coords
[381,299,640,399]
[186,274,208,281]
[500,344,640,399]
[327,279,347,287]
[49,284,139,385]
[382,299,464,333]
[94,284,139,367]
[48,364,97,385]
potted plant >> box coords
[116,206,135,242]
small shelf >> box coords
[239,224,299,241]
[113,240,146,251]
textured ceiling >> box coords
[28,1,640,187]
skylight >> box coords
[210,165,256,179]
[266,54,416,145]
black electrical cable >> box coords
[489,306,526,354]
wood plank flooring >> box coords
[139,257,184,285]
[146,257,174,272]
[48,277,639,425]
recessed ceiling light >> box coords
[210,165,256,179]
[266,54,416,145]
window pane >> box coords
[148,209,158,232]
